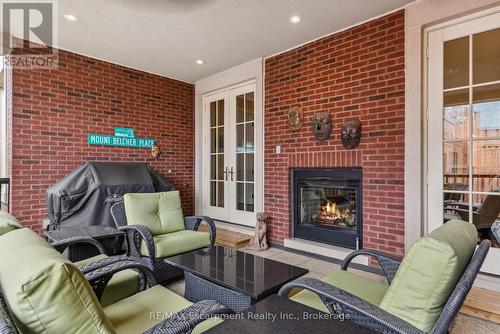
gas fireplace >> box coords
[291,168,362,249]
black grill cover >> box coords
[46,162,174,228]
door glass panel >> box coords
[444,192,470,222]
[210,181,216,207]
[444,37,469,89]
[443,189,466,203]
[210,102,216,127]
[246,153,254,182]
[245,123,254,152]
[444,89,469,140]
[217,181,225,208]
[439,25,500,255]
[236,124,244,153]
[245,92,254,122]
[472,140,500,192]
[473,83,500,138]
[210,129,216,153]
[210,155,216,180]
[236,154,244,182]
[209,98,225,208]
[236,95,244,123]
[443,141,469,175]
[217,100,225,126]
[246,184,254,212]
[217,128,224,153]
[236,183,244,211]
[473,28,500,84]
[234,90,256,213]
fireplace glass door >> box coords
[299,182,357,231]
[291,168,362,249]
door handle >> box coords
[224,167,229,181]
[229,166,234,181]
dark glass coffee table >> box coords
[164,246,308,312]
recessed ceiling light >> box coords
[289,15,301,24]
[196,59,205,65]
[64,14,78,22]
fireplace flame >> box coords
[325,201,337,215]
[321,200,351,223]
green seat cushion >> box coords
[104,285,222,334]
[75,254,139,307]
[141,230,211,258]
[124,191,185,236]
[379,220,477,332]
[290,270,389,313]
[0,212,23,236]
[0,228,114,333]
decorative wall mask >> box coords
[341,119,362,149]
[311,112,332,141]
[151,144,161,159]
[287,106,303,131]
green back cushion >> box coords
[379,220,477,332]
[124,191,185,235]
[0,212,23,236]
[0,229,114,333]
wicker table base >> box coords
[184,272,253,312]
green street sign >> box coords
[114,127,134,138]
[88,134,156,148]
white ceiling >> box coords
[56,0,414,83]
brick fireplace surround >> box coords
[8,10,405,256]
[264,10,405,256]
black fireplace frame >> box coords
[290,168,363,249]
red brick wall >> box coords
[264,11,405,256]
[9,49,194,232]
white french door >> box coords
[202,82,261,226]
[427,10,500,275]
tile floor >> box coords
[165,246,500,334]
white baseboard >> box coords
[284,238,369,265]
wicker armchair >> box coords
[49,235,152,305]
[0,229,231,334]
[279,227,490,334]
[0,256,229,334]
[111,200,216,282]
